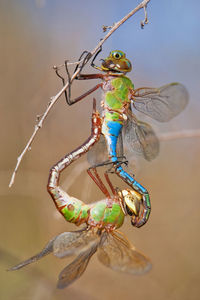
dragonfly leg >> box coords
[87,167,111,198]
[87,167,126,204]
[88,156,128,171]
[54,64,71,105]
[91,45,103,71]
[102,121,151,228]
[54,58,103,106]
[104,172,117,196]
[73,50,92,75]
[47,98,102,216]
[68,83,103,106]
[74,45,102,73]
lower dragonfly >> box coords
[9,99,151,288]
[55,47,189,228]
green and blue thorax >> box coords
[102,75,134,126]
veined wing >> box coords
[57,242,98,289]
[53,228,100,258]
[97,230,151,275]
[8,229,100,271]
[123,111,159,161]
[132,83,189,122]
[8,237,56,271]
[87,133,124,166]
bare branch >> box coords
[141,4,149,28]
[9,0,151,187]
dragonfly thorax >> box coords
[101,75,134,125]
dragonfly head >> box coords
[121,189,142,217]
[101,50,132,73]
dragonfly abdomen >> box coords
[50,186,90,225]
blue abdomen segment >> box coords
[103,120,122,162]
[116,166,147,193]
[102,120,151,228]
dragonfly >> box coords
[55,48,189,228]
[9,104,151,287]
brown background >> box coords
[1,1,200,299]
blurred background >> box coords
[1,0,200,299]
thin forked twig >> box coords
[9,0,151,187]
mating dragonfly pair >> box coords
[53,47,188,228]
[10,49,188,288]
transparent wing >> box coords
[53,228,100,258]
[132,83,189,122]
[97,231,151,275]
[87,133,124,166]
[57,243,98,289]
[8,237,56,271]
[123,112,159,161]
[8,229,100,271]
[87,134,107,166]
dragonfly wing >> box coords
[87,133,124,166]
[87,134,108,165]
[133,83,189,122]
[117,130,124,157]
[123,115,159,161]
[97,231,151,275]
[53,229,100,258]
[57,242,98,289]
[8,236,56,271]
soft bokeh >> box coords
[1,0,200,299]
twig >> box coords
[141,4,149,28]
[9,0,151,187]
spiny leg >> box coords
[54,46,106,106]
[74,45,102,73]
[87,161,129,199]
[54,51,91,105]
[54,55,103,106]
[87,156,128,171]
[54,64,70,105]
[73,50,92,75]
[86,157,128,198]
[104,172,117,196]
[87,167,125,200]
[47,98,102,214]
[55,64,103,106]
[90,45,103,71]
[87,168,111,199]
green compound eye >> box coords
[111,51,125,59]
[113,52,121,59]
